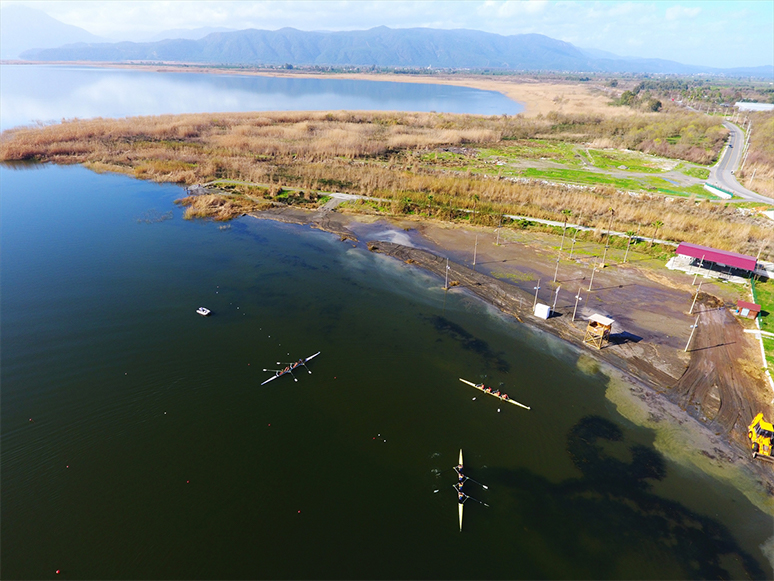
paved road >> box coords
[709,121,771,203]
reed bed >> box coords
[1,110,771,259]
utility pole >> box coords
[533,278,541,309]
[689,280,703,314]
[684,314,700,352]
[692,254,705,285]
[473,235,478,267]
[572,287,583,322]
[552,286,561,314]
[600,208,614,268]
[588,260,598,292]
[553,254,560,283]
[444,258,450,290]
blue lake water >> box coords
[1,163,772,580]
[0,64,523,131]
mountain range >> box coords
[2,5,771,77]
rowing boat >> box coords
[261,351,320,385]
[459,378,530,410]
[458,448,464,532]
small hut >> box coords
[736,300,761,320]
[584,314,614,349]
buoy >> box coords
[497,409,501,412]
[56,570,60,574]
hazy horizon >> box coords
[1,0,772,69]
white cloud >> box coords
[665,5,702,21]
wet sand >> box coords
[252,204,774,515]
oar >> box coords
[463,476,489,490]
[278,361,311,376]
[452,486,489,507]
[465,495,490,508]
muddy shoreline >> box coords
[251,204,773,513]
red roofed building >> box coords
[675,242,758,276]
[736,300,761,319]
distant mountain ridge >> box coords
[14,25,774,78]
[0,4,106,59]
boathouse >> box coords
[736,300,761,320]
[671,242,758,281]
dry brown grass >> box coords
[1,109,770,259]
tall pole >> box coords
[692,255,705,285]
[623,233,632,264]
[552,286,561,313]
[601,208,614,267]
[689,281,703,314]
[572,287,583,321]
[473,235,478,267]
[553,254,560,283]
[684,314,700,352]
[569,231,577,261]
[533,278,541,309]
[444,258,449,290]
[588,260,597,292]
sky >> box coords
[3,0,773,68]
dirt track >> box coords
[253,205,774,492]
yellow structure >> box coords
[583,314,614,349]
[748,413,773,459]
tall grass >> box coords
[2,110,771,259]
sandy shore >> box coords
[252,203,774,516]
[10,61,619,117]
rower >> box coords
[502,393,509,400]
[493,390,501,397]
[484,386,492,393]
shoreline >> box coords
[2,60,618,117]
[251,204,774,517]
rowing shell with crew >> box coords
[261,352,320,385]
[459,378,530,410]
[453,448,489,532]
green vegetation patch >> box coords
[681,166,711,180]
[753,278,774,335]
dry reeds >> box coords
[1,109,771,259]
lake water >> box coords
[0,64,523,131]
[1,163,772,579]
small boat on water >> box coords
[196,307,211,316]
[459,378,530,410]
[457,449,465,532]
[261,351,320,385]
[451,448,489,532]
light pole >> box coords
[588,260,598,292]
[600,208,614,267]
[689,281,703,314]
[572,288,583,321]
[552,286,561,314]
[444,258,450,290]
[685,314,700,352]
[473,235,478,267]
[692,255,705,286]
[533,278,541,309]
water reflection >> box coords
[0,64,524,130]
[490,415,765,579]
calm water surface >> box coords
[0,64,523,131]
[1,164,772,579]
